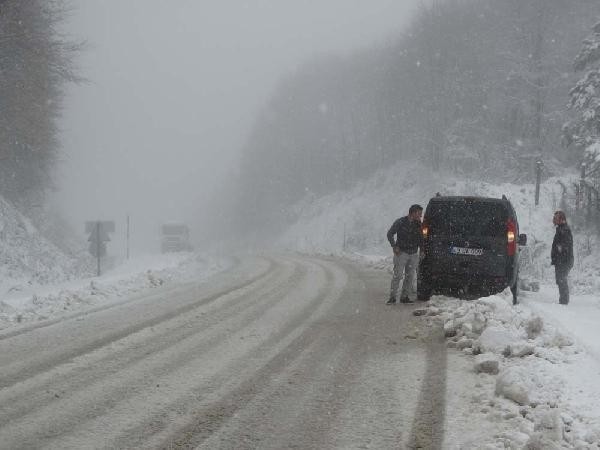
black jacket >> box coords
[387,216,423,254]
[551,223,574,268]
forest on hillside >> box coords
[233,0,600,235]
[0,0,80,207]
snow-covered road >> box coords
[0,254,448,449]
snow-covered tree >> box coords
[0,0,82,204]
[569,22,600,182]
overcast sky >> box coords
[56,0,418,254]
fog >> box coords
[55,0,418,255]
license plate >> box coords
[450,246,484,256]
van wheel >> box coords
[417,281,432,302]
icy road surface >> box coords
[0,254,446,449]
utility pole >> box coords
[126,214,130,260]
[578,163,586,211]
[535,159,543,206]
[96,222,101,276]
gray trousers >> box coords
[390,252,419,301]
[555,265,571,305]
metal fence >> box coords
[543,163,600,233]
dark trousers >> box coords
[554,265,571,304]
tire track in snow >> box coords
[0,257,298,427]
[0,256,273,390]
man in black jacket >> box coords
[551,210,574,305]
[386,204,423,304]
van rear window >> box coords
[427,201,507,237]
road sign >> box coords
[85,220,115,275]
[86,221,115,239]
[88,241,107,258]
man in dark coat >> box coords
[551,210,574,305]
[386,204,423,304]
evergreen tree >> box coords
[569,22,600,183]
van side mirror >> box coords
[518,234,527,246]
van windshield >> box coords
[427,201,507,237]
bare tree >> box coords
[0,0,83,204]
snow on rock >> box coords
[456,337,474,350]
[525,316,544,339]
[495,366,535,405]
[476,326,518,355]
[474,352,500,374]
[507,342,535,358]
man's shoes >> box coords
[386,298,396,305]
[400,296,414,303]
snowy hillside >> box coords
[0,196,85,293]
[277,161,599,290]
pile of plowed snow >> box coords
[417,294,600,448]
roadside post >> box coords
[86,220,115,276]
[535,159,543,206]
[126,214,130,260]
[575,163,586,212]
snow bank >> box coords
[0,195,228,329]
[417,294,600,448]
[0,252,228,329]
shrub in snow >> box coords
[146,270,164,287]
[525,433,562,450]
[496,431,530,448]
[474,352,500,374]
[525,316,544,339]
[530,405,564,444]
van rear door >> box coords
[425,200,508,278]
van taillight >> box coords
[507,219,516,256]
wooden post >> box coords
[96,221,101,276]
[535,160,542,206]
[126,214,130,260]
